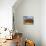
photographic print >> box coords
[23,16,34,25]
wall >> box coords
[0,0,16,30]
[41,0,46,46]
[0,0,17,39]
[13,0,41,46]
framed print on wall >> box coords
[23,16,34,25]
